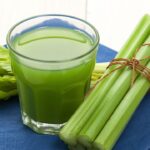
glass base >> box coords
[22,112,65,135]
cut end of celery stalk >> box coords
[93,142,107,150]
[78,135,92,148]
[59,132,77,146]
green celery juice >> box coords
[11,27,96,125]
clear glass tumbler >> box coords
[7,14,99,134]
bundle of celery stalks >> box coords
[60,14,150,150]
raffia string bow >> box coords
[99,43,150,86]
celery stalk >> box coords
[0,46,17,100]
[0,76,16,91]
[91,63,108,81]
[0,89,17,100]
[78,36,150,147]
[93,62,109,73]
[91,63,108,88]
[59,14,150,145]
[94,62,150,150]
[0,46,12,75]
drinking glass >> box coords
[7,14,99,134]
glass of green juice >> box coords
[6,14,99,134]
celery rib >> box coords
[94,61,150,150]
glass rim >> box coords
[6,14,100,63]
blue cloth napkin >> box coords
[0,45,150,150]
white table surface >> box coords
[0,0,149,51]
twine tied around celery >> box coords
[98,43,150,86]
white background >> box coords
[0,0,149,51]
